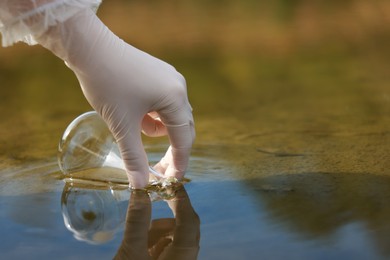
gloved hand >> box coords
[35,8,195,188]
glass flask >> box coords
[61,182,129,244]
[58,111,164,184]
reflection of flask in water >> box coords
[61,182,129,244]
[58,111,163,184]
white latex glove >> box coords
[35,8,195,188]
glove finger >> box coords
[153,146,173,175]
[158,105,195,179]
[100,105,150,188]
[141,113,167,137]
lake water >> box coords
[1,1,390,259]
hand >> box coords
[36,8,195,188]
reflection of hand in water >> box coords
[114,186,200,260]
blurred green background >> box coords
[0,0,389,174]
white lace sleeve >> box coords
[0,0,102,47]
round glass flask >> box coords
[58,111,163,184]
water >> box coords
[1,152,390,259]
[0,1,390,259]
